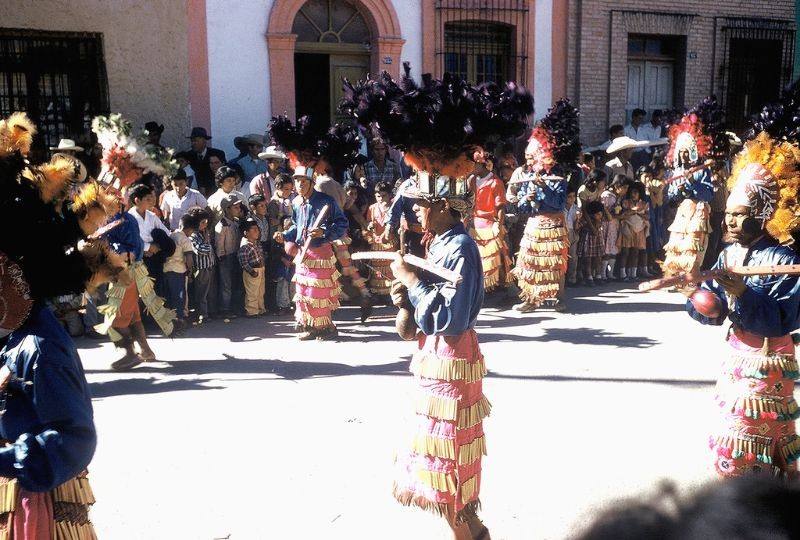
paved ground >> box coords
[76,282,731,539]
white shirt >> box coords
[182,164,197,190]
[128,208,170,251]
[163,231,193,274]
[564,204,578,232]
[625,123,655,154]
[161,188,208,230]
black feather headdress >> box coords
[688,95,729,158]
[317,123,362,180]
[0,113,123,303]
[339,62,532,177]
[539,98,581,165]
[746,78,800,143]
[267,115,321,169]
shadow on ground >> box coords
[89,355,413,398]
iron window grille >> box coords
[0,28,109,156]
[435,0,528,84]
[717,17,795,131]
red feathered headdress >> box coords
[667,113,712,168]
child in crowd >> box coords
[577,169,606,209]
[601,174,630,280]
[363,180,395,300]
[564,188,579,286]
[618,182,651,281]
[215,194,243,318]
[271,215,295,316]
[641,164,666,275]
[576,200,606,286]
[249,192,273,312]
[189,207,217,324]
[239,219,266,318]
[163,212,198,323]
[248,193,271,254]
[267,173,294,233]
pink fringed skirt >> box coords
[394,329,490,522]
[292,243,341,328]
[710,330,800,478]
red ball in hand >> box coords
[690,289,722,318]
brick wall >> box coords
[566,0,796,145]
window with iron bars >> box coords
[0,29,109,159]
[435,0,528,84]
[717,17,795,131]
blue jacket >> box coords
[408,223,484,336]
[517,177,567,214]
[687,236,800,337]
[666,165,713,203]
[283,190,348,247]
[0,305,96,491]
[105,211,144,262]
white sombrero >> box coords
[258,145,287,161]
[49,138,84,152]
[605,136,650,154]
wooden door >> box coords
[329,54,369,124]
[626,60,673,121]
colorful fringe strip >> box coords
[512,214,567,304]
[96,262,176,341]
[0,473,97,540]
[410,354,487,384]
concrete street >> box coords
[76,283,730,539]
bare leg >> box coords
[130,320,156,361]
[110,326,142,371]
[444,505,476,540]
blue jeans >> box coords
[218,255,239,313]
[164,271,187,318]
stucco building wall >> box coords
[0,0,192,151]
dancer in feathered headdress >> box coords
[661,108,716,281]
[509,99,577,313]
[684,79,800,479]
[268,115,352,339]
[468,145,514,294]
[340,63,532,538]
[90,113,180,370]
[0,112,134,539]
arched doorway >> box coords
[293,0,370,131]
[266,0,404,122]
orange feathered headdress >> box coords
[727,132,800,242]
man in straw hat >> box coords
[604,135,648,179]
[236,133,268,191]
[250,145,287,200]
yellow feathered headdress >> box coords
[727,132,800,243]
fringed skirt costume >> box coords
[394,223,489,522]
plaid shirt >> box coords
[238,239,264,273]
[364,158,400,189]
